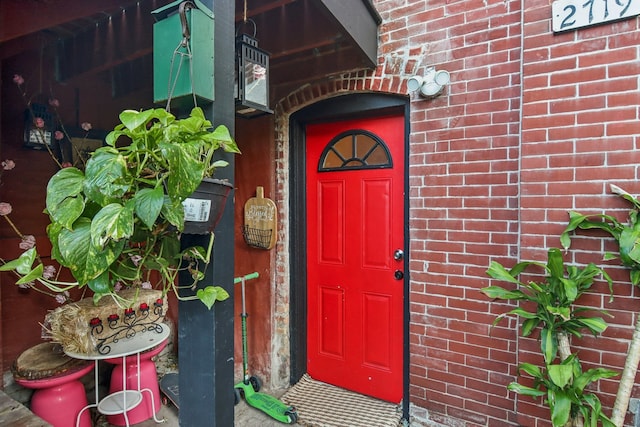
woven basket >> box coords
[44,289,168,356]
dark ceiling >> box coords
[0,0,380,104]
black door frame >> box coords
[288,93,410,420]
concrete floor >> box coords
[110,390,290,427]
[7,374,291,427]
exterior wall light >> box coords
[235,31,272,118]
[407,67,450,98]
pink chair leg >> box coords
[30,379,92,427]
[106,358,161,426]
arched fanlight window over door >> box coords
[318,129,393,172]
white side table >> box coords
[66,324,170,427]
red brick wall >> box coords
[275,0,640,426]
[519,2,640,426]
[401,0,522,425]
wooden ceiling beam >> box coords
[0,0,142,43]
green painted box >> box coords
[152,0,214,109]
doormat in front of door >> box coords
[281,374,402,427]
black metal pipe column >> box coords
[177,0,235,425]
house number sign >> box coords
[552,0,640,32]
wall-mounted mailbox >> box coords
[152,0,214,110]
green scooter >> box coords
[234,272,298,424]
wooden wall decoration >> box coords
[242,186,277,250]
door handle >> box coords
[393,249,404,261]
[394,270,404,280]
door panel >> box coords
[319,286,345,357]
[319,181,345,264]
[362,178,392,269]
[306,115,404,403]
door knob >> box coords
[393,249,404,261]
[394,270,404,280]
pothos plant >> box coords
[482,248,617,427]
[0,106,240,310]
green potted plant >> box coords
[1,106,240,311]
[482,248,617,427]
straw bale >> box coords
[44,289,168,355]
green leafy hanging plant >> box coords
[1,107,239,310]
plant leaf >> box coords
[57,218,125,284]
[480,285,526,300]
[46,167,86,229]
[162,196,185,230]
[84,148,131,205]
[619,226,640,267]
[576,317,608,335]
[90,203,135,248]
[134,187,164,230]
[196,286,230,310]
[119,109,155,131]
[507,382,546,397]
[486,261,521,284]
[550,389,572,427]
[86,270,111,294]
[521,317,541,337]
[541,328,557,363]
[517,362,543,378]
[209,124,241,153]
[547,248,565,281]
[0,248,37,275]
[548,364,573,388]
[161,141,206,200]
[15,263,44,285]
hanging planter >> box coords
[152,0,215,111]
[183,178,234,234]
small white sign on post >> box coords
[552,0,640,32]
[183,198,211,222]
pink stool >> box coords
[13,342,93,427]
[105,340,167,426]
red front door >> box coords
[306,114,405,403]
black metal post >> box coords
[178,0,235,425]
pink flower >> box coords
[12,74,24,85]
[81,122,92,131]
[2,160,15,171]
[114,282,123,292]
[18,282,31,289]
[61,162,72,168]
[55,292,70,305]
[34,117,45,128]
[54,131,64,141]
[141,281,152,289]
[43,265,56,280]
[48,98,60,108]
[19,235,36,250]
[0,202,12,216]
[130,255,143,266]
